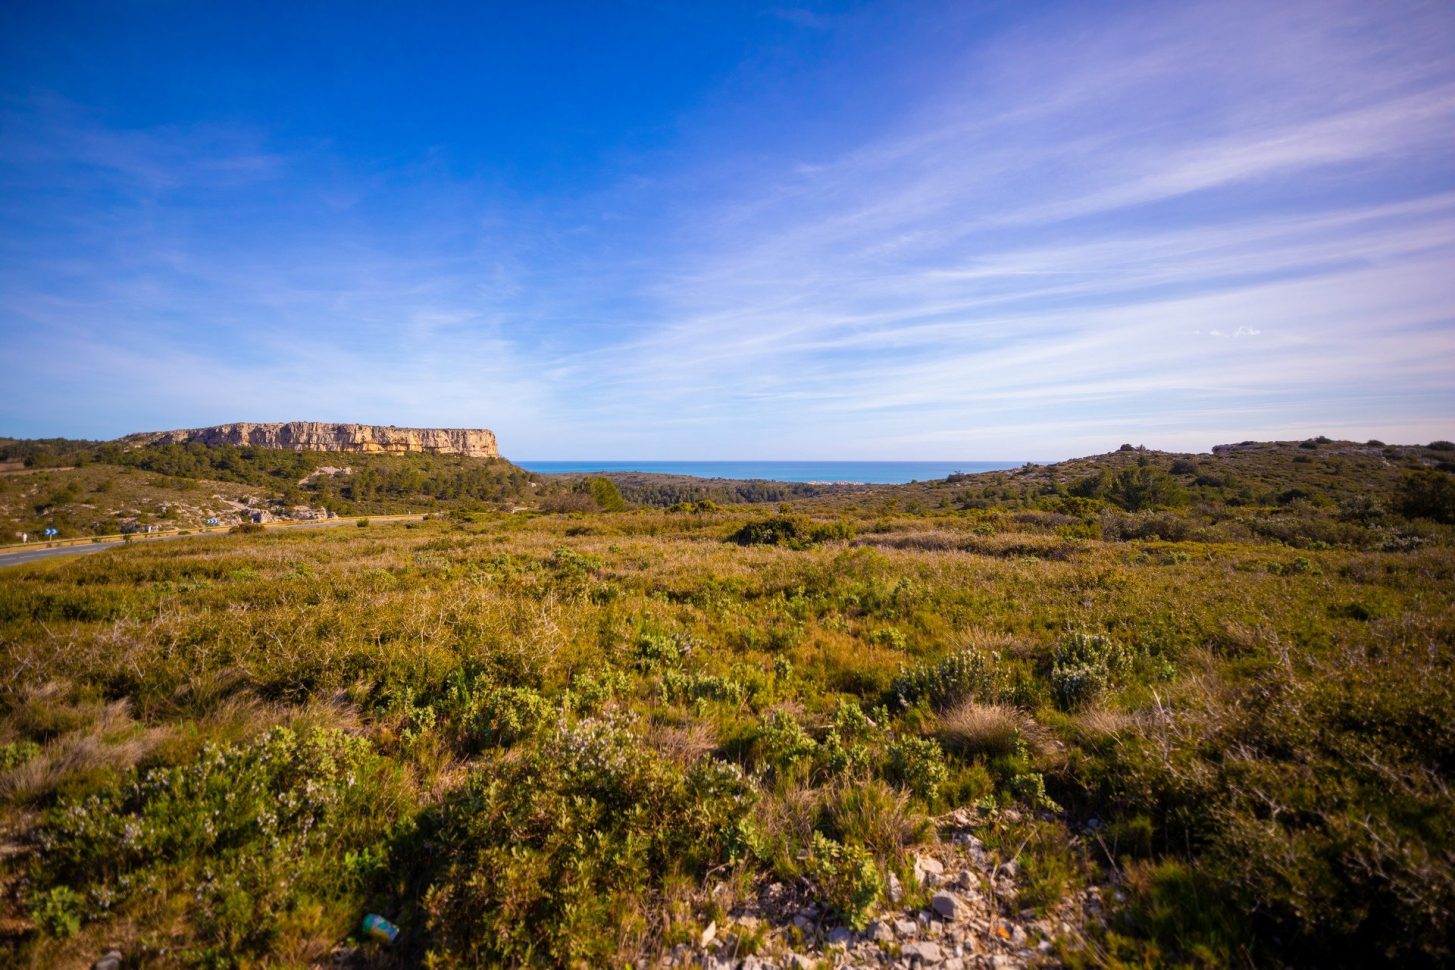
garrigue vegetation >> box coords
[0,438,1452,967]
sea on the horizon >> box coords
[514,460,1026,485]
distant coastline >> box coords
[514,460,1027,484]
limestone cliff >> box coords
[123,422,499,458]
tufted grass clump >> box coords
[936,700,1022,757]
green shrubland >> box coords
[0,439,1452,966]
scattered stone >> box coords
[662,803,1113,968]
[93,952,123,970]
[901,940,944,963]
[946,808,976,827]
[915,856,944,882]
[931,893,964,921]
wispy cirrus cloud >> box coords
[522,0,1455,456]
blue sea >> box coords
[514,460,1026,484]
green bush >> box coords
[0,739,41,771]
[587,476,628,512]
[1050,632,1127,709]
[32,728,409,959]
[1107,466,1187,512]
[634,630,689,672]
[729,515,853,548]
[1399,470,1455,523]
[755,710,818,772]
[422,719,758,965]
[805,832,883,929]
[886,735,948,801]
[29,885,83,938]
[891,647,1006,710]
[464,684,553,748]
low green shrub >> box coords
[32,728,409,960]
[755,710,818,773]
[464,684,553,748]
[28,885,82,938]
[891,647,1007,710]
[805,832,882,929]
[1400,469,1455,523]
[0,739,41,771]
[422,719,758,965]
[1050,632,1127,710]
[885,735,949,801]
[729,515,853,548]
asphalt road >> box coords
[0,516,419,569]
[0,541,125,567]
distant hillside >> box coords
[781,437,1455,551]
[2,434,1452,542]
[0,436,543,538]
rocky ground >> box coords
[669,808,1109,970]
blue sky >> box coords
[2,0,1452,459]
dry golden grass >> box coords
[0,696,164,803]
[1072,704,1135,739]
[647,720,719,765]
[935,699,1022,757]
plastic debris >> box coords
[362,913,400,944]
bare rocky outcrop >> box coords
[121,422,498,458]
[671,806,1108,969]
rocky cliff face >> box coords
[123,422,499,458]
